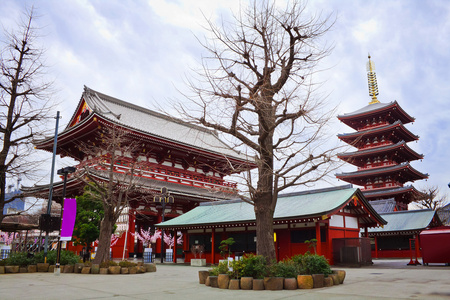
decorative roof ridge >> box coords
[199,184,356,207]
[338,140,424,158]
[83,85,218,137]
[337,100,415,123]
[338,120,402,136]
[379,208,434,216]
[337,162,429,177]
[278,184,354,198]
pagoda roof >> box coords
[336,162,428,185]
[34,86,254,167]
[368,209,440,236]
[369,198,397,213]
[156,186,386,230]
[338,120,419,145]
[338,140,424,166]
[362,185,423,200]
[338,101,415,130]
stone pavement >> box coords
[0,259,449,300]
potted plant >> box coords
[133,228,161,263]
[163,231,183,262]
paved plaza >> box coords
[0,259,449,300]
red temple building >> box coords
[25,86,256,260]
[336,56,428,211]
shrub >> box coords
[119,260,137,268]
[291,254,332,275]
[234,254,268,279]
[3,252,33,267]
[209,261,229,276]
[271,259,298,278]
[33,250,79,265]
[99,260,117,268]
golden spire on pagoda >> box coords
[366,54,380,104]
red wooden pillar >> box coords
[414,235,421,264]
[173,231,177,263]
[364,226,368,238]
[156,215,162,258]
[315,221,322,256]
[374,236,378,258]
[211,228,215,264]
[127,209,136,257]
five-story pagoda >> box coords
[336,56,428,211]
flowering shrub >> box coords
[163,231,183,249]
[132,228,161,248]
[0,232,17,245]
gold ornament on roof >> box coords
[366,54,380,104]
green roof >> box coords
[157,186,385,229]
[368,209,437,234]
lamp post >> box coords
[55,166,76,275]
[153,187,174,263]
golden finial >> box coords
[366,54,380,104]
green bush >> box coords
[271,259,298,278]
[209,261,229,276]
[99,260,117,268]
[33,250,79,265]
[119,260,137,268]
[291,254,332,275]
[234,254,268,279]
[3,252,34,267]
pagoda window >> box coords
[381,135,385,143]
[373,137,378,144]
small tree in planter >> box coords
[305,239,317,254]
[219,238,235,259]
[190,244,205,266]
[163,232,183,262]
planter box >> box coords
[297,275,313,289]
[190,259,206,267]
[5,266,19,273]
[37,263,49,272]
[198,270,209,284]
[108,266,121,274]
[218,274,230,289]
[99,268,108,274]
[229,279,240,290]
[240,277,253,290]
[64,265,74,273]
[81,267,91,274]
[264,277,284,290]
[144,263,157,272]
[27,265,37,273]
[284,278,297,290]
[253,279,264,290]
[0,266,5,274]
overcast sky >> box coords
[1,0,449,200]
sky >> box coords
[1,0,449,202]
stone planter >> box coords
[129,266,137,274]
[108,266,121,274]
[218,274,230,289]
[330,273,339,285]
[37,263,49,272]
[27,265,37,273]
[205,276,211,286]
[324,277,333,287]
[64,265,74,273]
[229,279,240,290]
[312,274,324,288]
[284,278,297,290]
[297,275,313,289]
[0,266,5,274]
[253,279,265,290]
[91,264,100,274]
[209,276,219,288]
[74,263,84,273]
[19,267,28,273]
[144,263,157,272]
[240,277,253,290]
[190,258,206,267]
[264,277,284,290]
[5,266,19,273]
[136,266,146,273]
[48,265,55,273]
[198,270,209,284]
[81,267,91,274]
[99,268,108,274]
[121,267,129,274]
[335,270,346,284]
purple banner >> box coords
[60,198,77,241]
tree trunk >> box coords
[93,206,114,263]
[255,198,276,261]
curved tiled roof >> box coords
[77,86,251,163]
[368,209,437,234]
[338,101,415,125]
[156,187,386,229]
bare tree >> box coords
[176,1,338,260]
[413,186,448,211]
[0,8,53,224]
[75,125,150,263]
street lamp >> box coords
[153,187,174,263]
[55,166,76,275]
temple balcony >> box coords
[77,158,238,194]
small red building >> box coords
[157,186,386,265]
